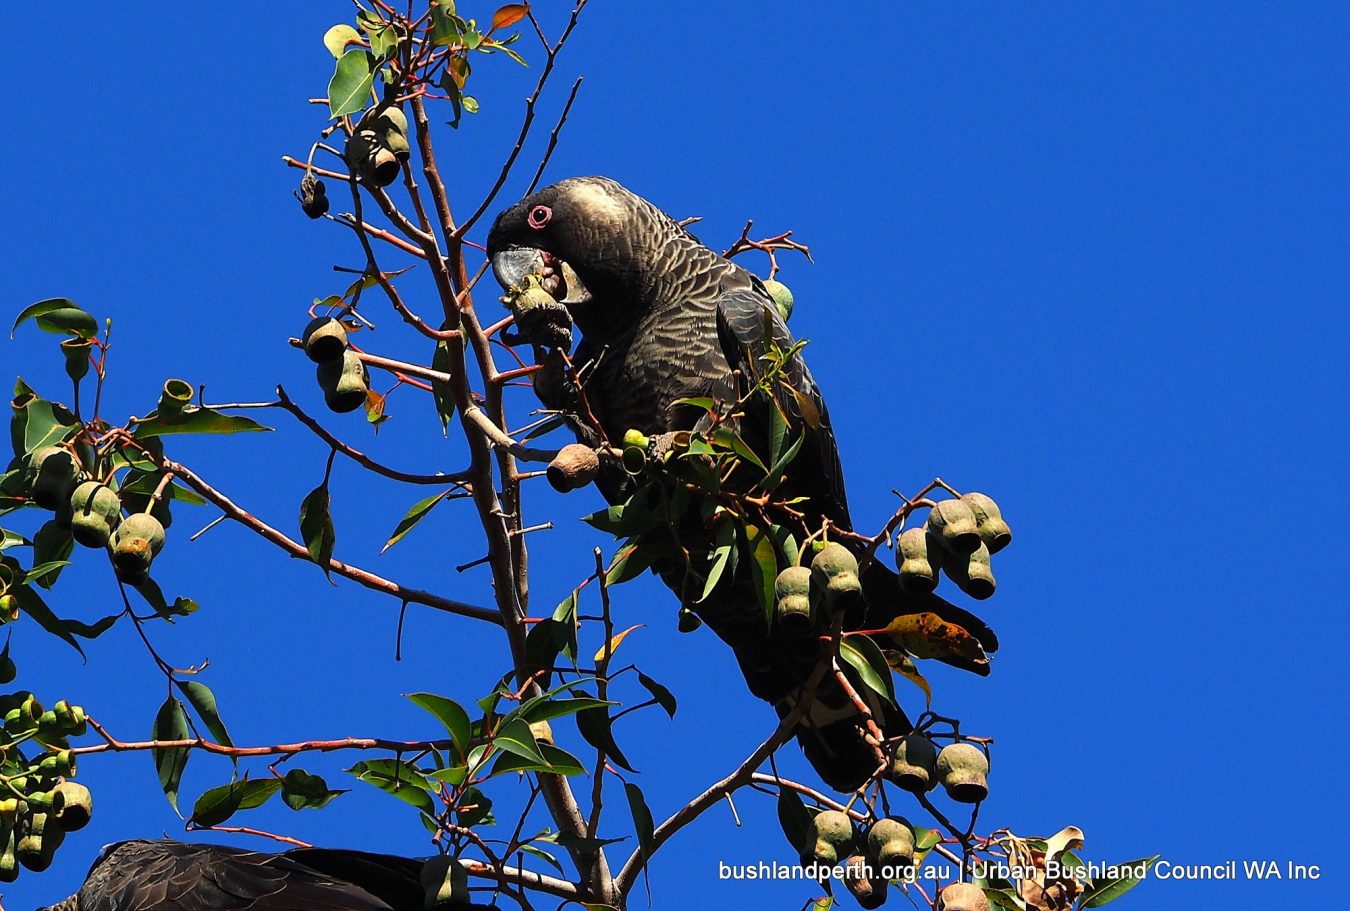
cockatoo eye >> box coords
[527,205,552,229]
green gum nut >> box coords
[158,379,193,421]
[375,105,408,137]
[941,542,996,600]
[302,317,349,363]
[420,854,468,908]
[867,817,916,871]
[802,809,855,867]
[622,429,650,450]
[31,447,80,511]
[774,566,814,634]
[936,742,989,803]
[810,543,862,614]
[927,498,982,556]
[52,781,93,832]
[0,830,18,882]
[843,853,887,909]
[621,444,647,474]
[0,594,17,622]
[940,882,991,911]
[383,128,411,162]
[367,145,401,187]
[61,337,94,383]
[17,811,64,872]
[69,481,121,548]
[317,350,370,414]
[117,514,165,556]
[113,513,166,583]
[896,527,941,594]
[961,492,1011,554]
[887,732,938,793]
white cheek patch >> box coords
[569,182,627,232]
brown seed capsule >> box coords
[940,881,991,911]
[297,171,329,219]
[802,809,855,867]
[941,542,996,600]
[302,317,349,363]
[546,444,600,492]
[896,527,941,594]
[843,854,888,909]
[887,732,939,793]
[927,499,982,555]
[936,743,990,803]
[774,566,814,634]
[961,492,1012,554]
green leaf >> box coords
[152,697,191,813]
[605,542,653,585]
[12,298,98,339]
[574,708,636,772]
[348,758,435,814]
[776,786,813,855]
[13,584,84,654]
[323,23,362,58]
[697,520,735,603]
[766,433,804,480]
[0,529,28,551]
[517,696,615,725]
[624,781,655,870]
[134,407,269,438]
[0,637,16,685]
[23,560,70,585]
[382,489,452,553]
[745,524,778,628]
[636,672,677,719]
[191,778,282,827]
[22,400,76,454]
[298,484,335,575]
[177,680,233,749]
[711,427,766,472]
[407,692,471,756]
[671,397,716,412]
[430,2,465,46]
[839,635,896,707]
[431,324,458,433]
[1080,856,1160,907]
[490,742,586,777]
[31,520,73,590]
[492,717,546,764]
[582,504,626,534]
[131,577,198,618]
[281,769,347,810]
[328,49,376,118]
[517,844,565,877]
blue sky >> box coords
[4,2,1347,909]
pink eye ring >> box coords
[527,205,552,229]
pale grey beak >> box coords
[491,247,546,292]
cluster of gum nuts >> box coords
[0,695,92,881]
[10,447,166,587]
[302,317,371,414]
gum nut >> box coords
[867,817,916,870]
[927,499,981,555]
[509,283,557,313]
[383,127,411,162]
[804,809,855,865]
[52,781,92,832]
[61,337,94,382]
[887,733,938,793]
[763,279,795,322]
[621,444,647,474]
[843,854,887,909]
[302,316,349,363]
[826,570,862,606]
[0,594,17,621]
[677,607,702,633]
[622,429,650,450]
[366,145,400,187]
[941,542,996,600]
[298,172,329,219]
[776,593,814,633]
[317,350,369,413]
[158,378,194,420]
[69,482,120,548]
[546,444,599,492]
[961,492,1012,554]
[118,513,165,556]
[376,105,408,136]
[420,854,468,907]
[32,448,79,510]
[345,129,378,169]
[111,542,153,584]
[896,527,940,594]
[776,565,812,600]
[810,543,859,594]
[940,882,991,911]
[528,720,554,745]
[936,743,990,803]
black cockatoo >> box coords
[33,839,496,911]
[487,177,996,791]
